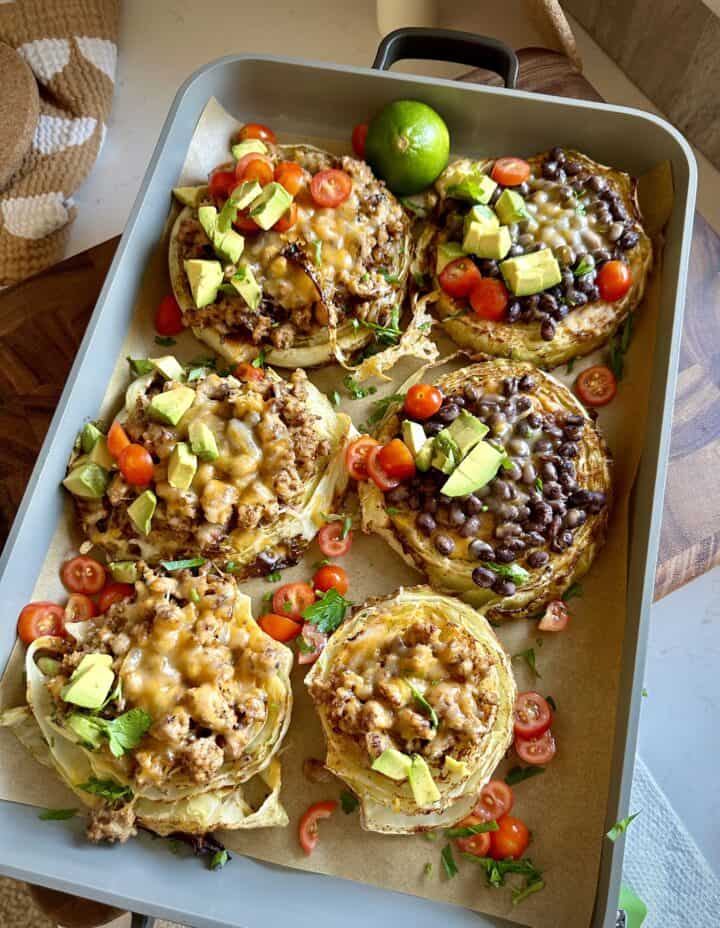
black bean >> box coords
[434,533,455,555]
[472,566,496,588]
[565,159,582,176]
[571,290,589,307]
[554,303,570,321]
[559,441,579,458]
[515,373,535,394]
[593,248,612,264]
[534,437,554,453]
[586,285,601,303]
[550,529,574,552]
[540,319,556,341]
[543,480,563,500]
[527,412,542,429]
[496,503,520,522]
[525,293,541,311]
[386,485,408,504]
[437,403,460,423]
[525,531,545,547]
[540,460,557,481]
[560,476,578,494]
[620,230,639,250]
[561,267,574,288]
[564,508,586,528]
[532,500,553,525]
[517,181,530,196]
[550,146,564,162]
[514,397,532,416]
[492,578,516,596]
[496,521,521,539]
[548,498,566,515]
[507,301,521,323]
[612,201,628,221]
[493,545,516,563]
[506,538,526,554]
[563,427,583,442]
[539,292,557,314]
[489,185,502,205]
[416,512,436,535]
[422,497,438,514]
[464,383,482,405]
[568,489,591,508]
[460,516,481,538]
[425,421,443,437]
[526,550,549,569]
[555,168,567,183]
[508,243,524,258]
[459,495,480,516]
[491,478,512,500]
[576,273,597,293]
[448,504,466,527]
[516,504,530,521]
[478,259,500,277]
[469,539,494,560]
[453,395,466,408]
[407,494,420,511]
[503,461,522,481]
[543,160,558,179]
[502,377,518,397]
[521,462,537,484]
[587,491,607,513]
[597,207,613,226]
[587,174,607,193]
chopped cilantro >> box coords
[378,268,400,285]
[512,879,545,904]
[406,679,438,729]
[445,821,498,839]
[343,375,376,400]
[573,255,594,277]
[535,477,543,492]
[423,831,438,842]
[266,570,282,583]
[364,392,405,429]
[302,588,351,634]
[608,314,633,380]
[154,336,176,347]
[127,358,154,376]
[328,390,341,407]
[78,777,133,804]
[160,557,206,572]
[340,790,359,814]
[441,844,458,878]
[251,349,267,369]
[361,306,402,345]
[296,635,314,654]
[566,358,576,375]
[209,849,230,871]
[424,862,433,876]
[38,808,77,821]
[312,239,323,267]
[606,811,640,842]
[189,588,201,605]
[413,270,429,287]
[312,559,330,569]
[482,561,530,586]
[641,688,648,698]
[386,507,401,515]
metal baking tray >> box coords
[0,30,696,928]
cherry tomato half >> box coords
[345,436,380,481]
[233,362,264,382]
[491,157,531,187]
[377,439,416,481]
[317,521,353,558]
[472,779,514,823]
[298,799,337,855]
[489,815,530,861]
[296,622,327,665]
[258,612,302,642]
[469,278,509,321]
[538,600,570,632]
[61,556,106,595]
[310,169,352,208]
[272,582,316,621]
[597,260,632,302]
[234,123,276,145]
[235,153,274,185]
[65,593,98,622]
[17,602,65,645]
[272,202,298,233]
[575,365,618,407]
[233,211,261,234]
[454,815,492,856]
[404,383,442,420]
[97,583,135,614]
[155,294,185,337]
[107,420,130,460]
[438,257,482,299]
[366,445,400,492]
[274,161,304,196]
[118,444,154,487]
[515,728,557,766]
[513,692,553,740]
[313,564,349,596]
[208,168,237,200]
[351,123,368,159]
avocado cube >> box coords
[127,489,156,536]
[184,258,223,309]
[80,422,104,454]
[214,229,245,264]
[230,180,263,210]
[61,664,115,709]
[443,755,469,776]
[445,410,489,458]
[188,420,219,461]
[198,205,218,239]
[462,222,512,260]
[408,754,440,806]
[231,139,268,161]
[495,189,528,225]
[401,420,427,458]
[371,747,412,781]
[465,204,499,229]
[438,164,497,204]
[65,713,104,749]
[150,355,185,382]
[109,561,139,584]
[432,430,461,475]
[172,185,208,208]
[168,442,198,490]
[149,385,195,426]
[500,248,561,296]
[62,462,109,499]
[441,440,503,497]
[415,438,435,473]
[436,241,467,275]
[72,653,113,678]
[248,182,293,230]
[230,264,262,310]
[88,436,115,471]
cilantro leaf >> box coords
[100,708,153,758]
[573,255,594,277]
[641,688,648,698]
[566,358,576,375]
[512,878,545,904]
[343,374,377,400]
[361,313,402,345]
[160,557,206,572]
[154,336,176,347]
[266,570,282,583]
[606,811,640,842]
[209,849,230,870]
[302,588,351,634]
[251,349,267,369]
[423,862,433,876]
[445,820,498,839]
[406,679,438,729]
[505,766,545,786]
[441,843,458,878]
[78,777,133,804]
[38,808,77,821]
[423,831,438,842]
[378,268,400,285]
[296,635,314,654]
[189,588,201,605]
[312,239,323,267]
[546,695,557,711]
[127,358,154,376]
[364,392,405,429]
[340,790,359,814]
[386,506,401,515]
[328,390,341,407]
[535,477,543,492]
[512,648,541,677]
[482,561,530,586]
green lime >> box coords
[365,100,450,196]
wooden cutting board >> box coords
[0,48,715,600]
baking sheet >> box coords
[0,97,672,928]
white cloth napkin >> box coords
[623,754,720,927]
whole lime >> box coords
[365,100,450,196]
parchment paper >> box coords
[0,98,673,928]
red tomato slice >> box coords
[491,157,531,186]
[404,384,443,420]
[272,201,298,233]
[438,257,482,299]
[310,169,352,208]
[298,799,337,855]
[597,260,632,301]
[233,362,264,382]
[377,439,416,481]
[208,169,237,200]
[513,692,553,740]
[515,728,557,766]
[538,600,570,632]
[155,294,185,337]
[235,153,274,184]
[61,556,106,595]
[17,602,65,645]
[366,445,401,491]
[351,123,368,159]
[575,365,618,407]
[118,444,154,487]
[65,593,97,622]
[272,582,316,620]
[233,211,262,234]
[297,622,327,665]
[317,521,353,558]
[489,814,530,861]
[97,582,135,614]
[258,612,302,642]
[107,421,130,460]
[345,436,380,481]
[313,564,348,596]
[473,779,514,823]
[234,123,276,144]
[469,278,509,321]
[453,815,493,856]
[274,161,304,196]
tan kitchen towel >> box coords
[0,0,119,285]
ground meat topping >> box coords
[86,803,137,844]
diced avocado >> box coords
[198,205,218,239]
[109,561,138,584]
[415,438,435,473]
[65,713,104,749]
[72,654,114,678]
[127,489,157,536]
[495,189,528,225]
[184,258,223,309]
[88,436,114,471]
[500,248,562,296]
[149,385,196,426]
[462,222,512,260]
[188,421,219,461]
[168,442,198,490]
[36,656,60,677]
[214,229,245,264]
[230,179,263,210]
[81,422,104,454]
[432,430,461,475]
[441,440,503,498]
[445,409,489,458]
[437,164,497,204]
[172,185,208,208]
[443,755,469,776]
[371,747,413,781]
[436,241,467,275]
[62,462,109,499]
[61,663,114,710]
[150,355,185,382]
[230,264,262,310]
[231,139,267,161]
[402,421,427,458]
[465,204,499,229]
[408,754,441,807]
[248,182,293,231]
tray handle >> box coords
[372,26,519,89]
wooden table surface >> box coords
[0,48,716,600]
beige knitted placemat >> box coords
[0,0,119,285]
